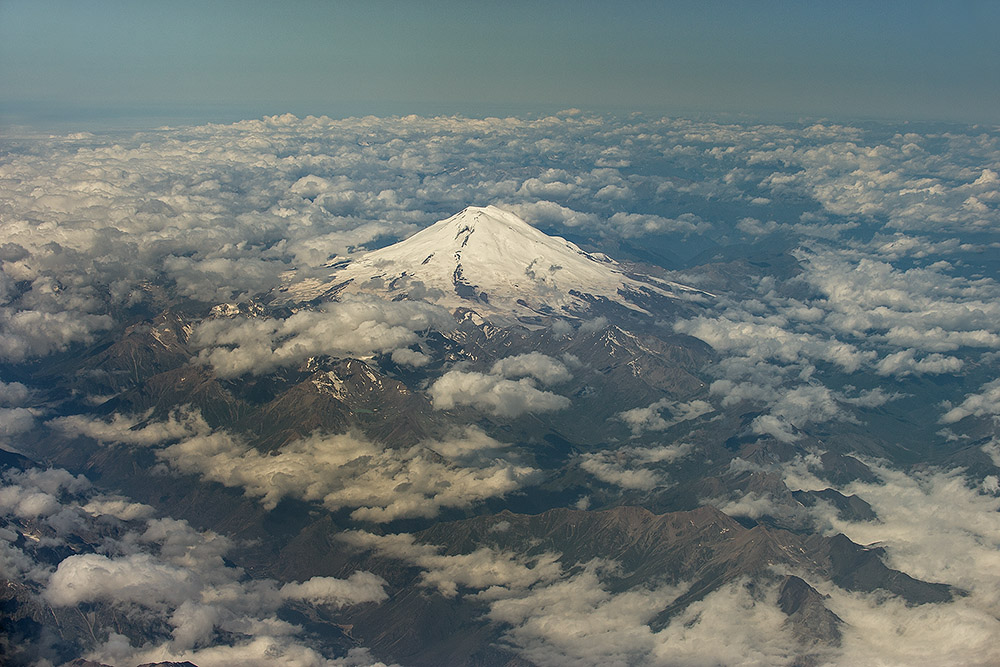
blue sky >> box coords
[2,0,998,128]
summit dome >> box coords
[295,206,706,321]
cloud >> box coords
[193,298,453,378]
[0,379,30,406]
[428,354,573,417]
[0,483,62,519]
[424,425,514,460]
[160,427,537,522]
[490,352,573,385]
[710,453,1000,666]
[838,387,904,408]
[389,346,430,367]
[579,442,694,490]
[761,454,1000,664]
[94,636,393,667]
[750,414,801,443]
[736,216,784,236]
[48,408,206,445]
[44,552,201,607]
[617,398,713,436]
[875,350,964,377]
[0,467,92,523]
[4,111,1000,666]
[766,384,843,427]
[278,571,388,607]
[3,460,392,666]
[81,496,156,521]
[579,456,662,491]
[162,255,290,304]
[795,463,1000,666]
[505,202,601,231]
[673,227,1000,444]
[0,406,36,438]
[710,375,862,442]
[650,578,804,666]
[940,378,1000,423]
[341,530,562,598]
[428,371,571,417]
[485,561,688,667]
[71,410,538,522]
[2,113,997,358]
[675,316,872,373]
[824,586,1000,666]
[608,211,709,238]
[797,252,1000,353]
[0,308,113,362]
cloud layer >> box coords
[54,410,539,522]
[0,463,391,667]
[428,353,572,417]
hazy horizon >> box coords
[3,1,999,131]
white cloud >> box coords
[800,463,1000,666]
[428,354,573,418]
[838,387,904,408]
[341,530,562,598]
[0,467,93,523]
[579,442,693,490]
[48,408,206,445]
[490,352,572,386]
[0,406,35,438]
[0,484,61,519]
[0,379,30,406]
[486,562,687,667]
[93,636,393,667]
[82,497,156,521]
[74,411,541,522]
[799,252,1000,352]
[4,110,1000,667]
[279,572,388,607]
[940,378,1000,423]
[875,350,964,376]
[45,552,201,607]
[617,398,713,436]
[769,384,843,427]
[675,316,873,373]
[0,308,113,362]
[4,460,392,665]
[389,346,430,367]
[424,425,513,460]
[505,201,601,231]
[750,414,801,443]
[608,211,709,238]
[579,456,662,491]
[194,298,453,378]
[650,578,804,666]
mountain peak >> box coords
[449,205,535,231]
[440,205,556,243]
[290,206,706,322]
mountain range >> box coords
[0,206,981,666]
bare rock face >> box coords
[792,488,877,522]
[778,575,843,646]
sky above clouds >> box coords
[2,0,999,129]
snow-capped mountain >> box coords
[289,206,709,321]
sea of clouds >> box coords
[2,111,1000,665]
